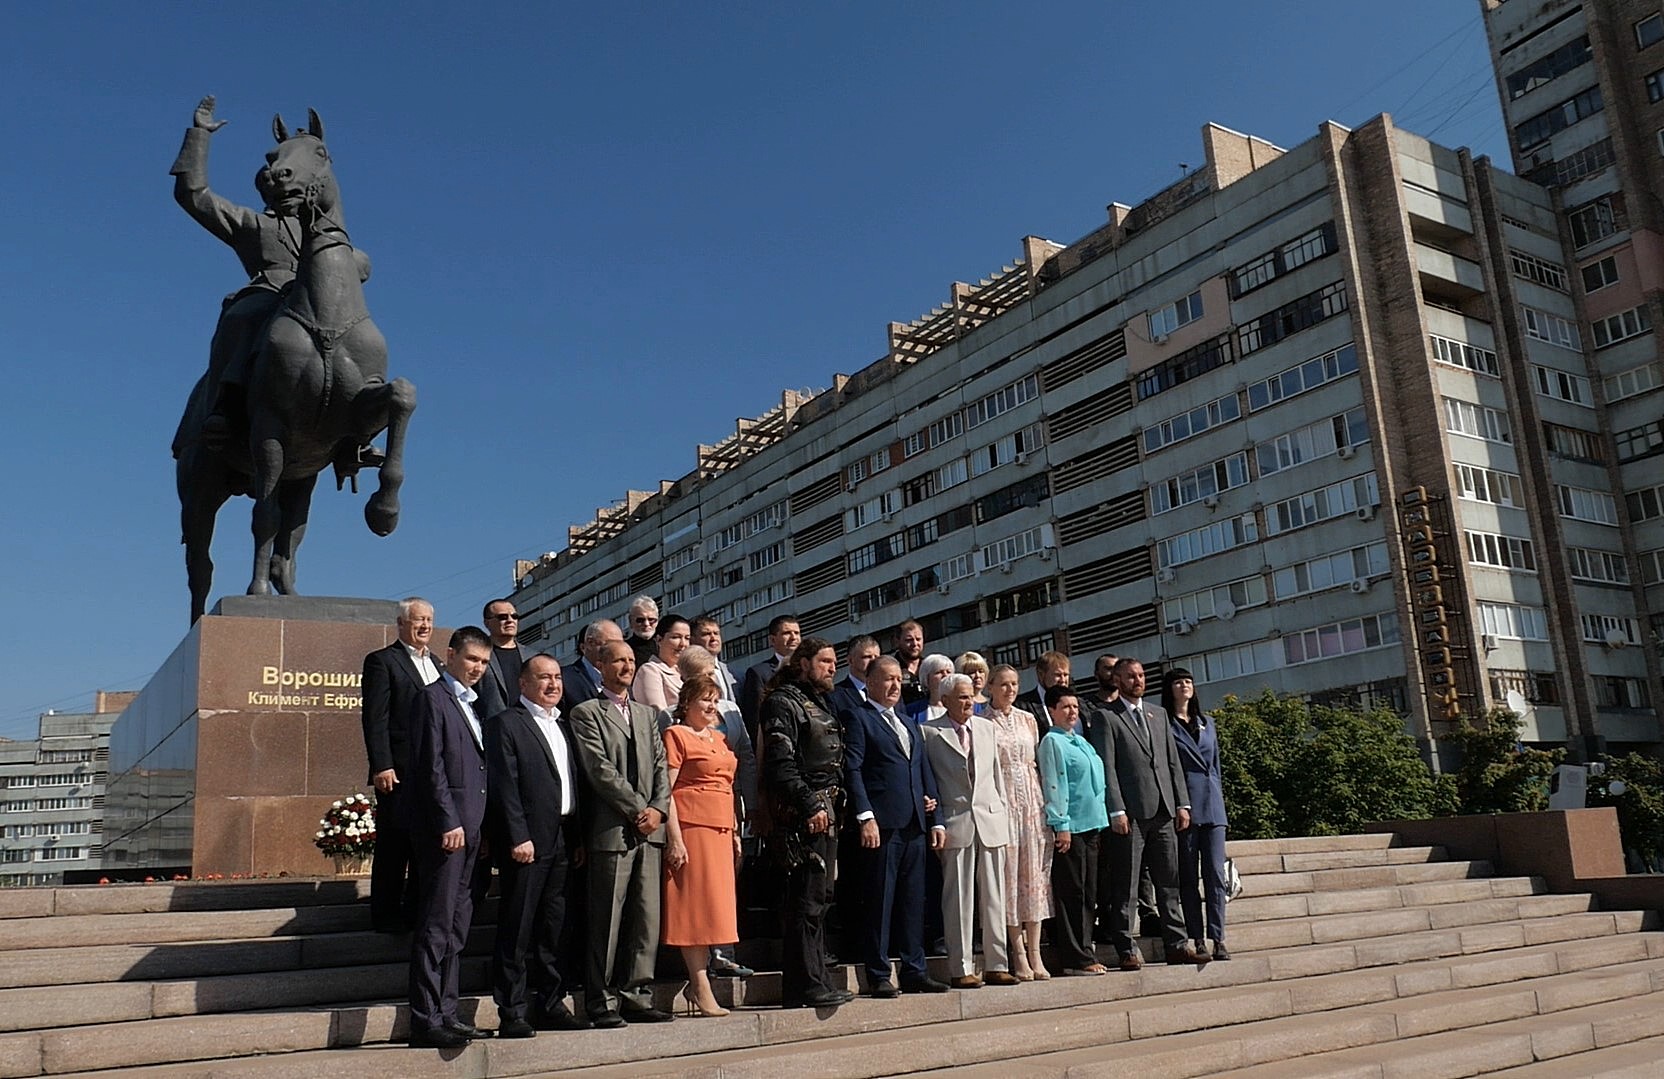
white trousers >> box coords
[939,839,1009,976]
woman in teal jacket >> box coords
[1037,685,1109,975]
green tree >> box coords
[1588,752,1664,869]
[1440,709,1561,815]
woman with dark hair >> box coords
[662,673,743,1016]
[632,614,692,713]
[1162,668,1230,961]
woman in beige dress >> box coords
[984,663,1054,980]
[631,614,691,713]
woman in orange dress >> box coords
[662,672,742,1017]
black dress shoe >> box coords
[619,1004,675,1023]
[496,1018,536,1039]
[589,1011,627,1029]
[532,1005,588,1031]
[446,1022,493,1039]
[899,975,951,994]
[785,987,854,1008]
[408,1026,469,1049]
[868,979,900,999]
[1212,943,1232,961]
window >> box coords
[1581,256,1619,292]
[1255,408,1369,477]
[1638,14,1664,49]
[1431,335,1500,377]
[1282,613,1400,666]
[1616,420,1664,461]
[1246,344,1359,411]
[1591,305,1651,347]
[1466,530,1538,572]
[1605,361,1663,401]
[1479,601,1550,641]
[1136,333,1233,400]
[870,447,891,474]
[846,458,867,486]
[846,532,905,575]
[1514,85,1603,150]
[980,525,1048,570]
[1582,613,1642,646]
[1543,422,1605,462]
[1156,514,1258,570]
[902,431,926,458]
[1532,365,1592,405]
[1148,290,1203,338]
[1143,393,1241,454]
[1,850,30,864]
[1491,669,1561,706]
[1506,35,1592,100]
[663,543,700,577]
[1643,548,1664,584]
[1237,282,1348,356]
[1567,195,1624,249]
[1557,484,1619,524]
[1150,453,1250,514]
[1457,465,1524,507]
[1229,223,1337,297]
[974,474,1049,525]
[1597,677,1650,710]
[936,457,968,491]
[36,847,84,862]
[37,750,94,764]
[1443,398,1512,443]
[845,490,901,532]
[1162,574,1269,628]
[1509,250,1568,292]
[970,424,1043,478]
[1179,638,1283,683]
[1524,137,1615,188]
[1630,484,1664,522]
[714,560,744,589]
[939,552,976,584]
[1521,306,1581,349]
[1567,546,1630,584]
[965,374,1039,429]
[1265,473,1380,536]
[927,411,964,448]
[747,579,793,613]
[1272,542,1391,600]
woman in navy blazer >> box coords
[1162,668,1230,961]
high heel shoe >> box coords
[680,988,729,1018]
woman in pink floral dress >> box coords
[985,664,1054,980]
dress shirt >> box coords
[521,695,577,816]
[441,672,483,748]
[848,675,868,701]
[580,656,604,688]
[403,641,440,685]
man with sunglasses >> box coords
[478,599,538,723]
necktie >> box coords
[1131,705,1149,742]
[957,722,974,784]
[884,707,910,753]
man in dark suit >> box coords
[477,598,537,722]
[1015,650,1072,734]
[360,597,441,934]
[485,654,586,1038]
[827,634,881,723]
[740,613,800,741]
[407,626,495,1049]
[1091,657,1200,970]
[827,633,882,958]
[842,657,948,998]
[691,616,741,702]
[567,641,674,1027]
[561,619,622,714]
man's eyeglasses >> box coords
[490,612,519,621]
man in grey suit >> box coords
[566,640,675,1027]
[477,598,537,722]
[1092,657,1202,969]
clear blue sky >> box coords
[0,2,1505,739]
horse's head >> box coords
[265,109,338,220]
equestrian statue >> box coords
[171,96,415,622]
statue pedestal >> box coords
[104,597,406,878]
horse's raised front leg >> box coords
[248,429,285,597]
[269,474,317,595]
[361,377,415,537]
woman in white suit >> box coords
[919,674,1019,988]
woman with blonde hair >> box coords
[956,651,991,714]
[984,663,1053,979]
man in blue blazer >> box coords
[842,657,949,997]
[407,626,495,1049]
[561,619,621,715]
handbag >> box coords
[1223,856,1244,901]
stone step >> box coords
[1240,859,1496,896]
[15,927,1662,1076]
[1228,876,1542,924]
[1488,1033,1664,1077]
[1230,845,1445,876]
[1225,834,1398,858]
[1228,893,1597,953]
[0,906,371,951]
[0,879,369,920]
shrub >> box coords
[1441,709,1561,816]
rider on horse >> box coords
[169,95,370,456]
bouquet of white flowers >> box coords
[314,793,376,858]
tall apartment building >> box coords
[510,115,1660,757]
[1480,0,1664,745]
[0,691,130,887]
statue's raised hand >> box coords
[192,95,228,133]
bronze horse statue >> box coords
[176,109,415,622]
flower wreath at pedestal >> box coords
[315,792,376,875]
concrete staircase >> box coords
[0,832,1659,1078]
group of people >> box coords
[359,594,1231,1049]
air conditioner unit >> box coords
[707,549,722,563]
[849,609,861,623]
[1157,566,1177,584]
[1174,618,1196,636]
[1337,444,1357,460]
[881,510,893,523]
[1355,505,1378,522]
[1605,627,1631,649]
[1152,332,1170,346]
[999,559,1014,574]
[1481,634,1499,652]
[1349,577,1372,595]
[1216,601,1237,621]
[1014,450,1029,466]
[1202,494,1220,509]
[1038,548,1053,561]
[937,582,951,595]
